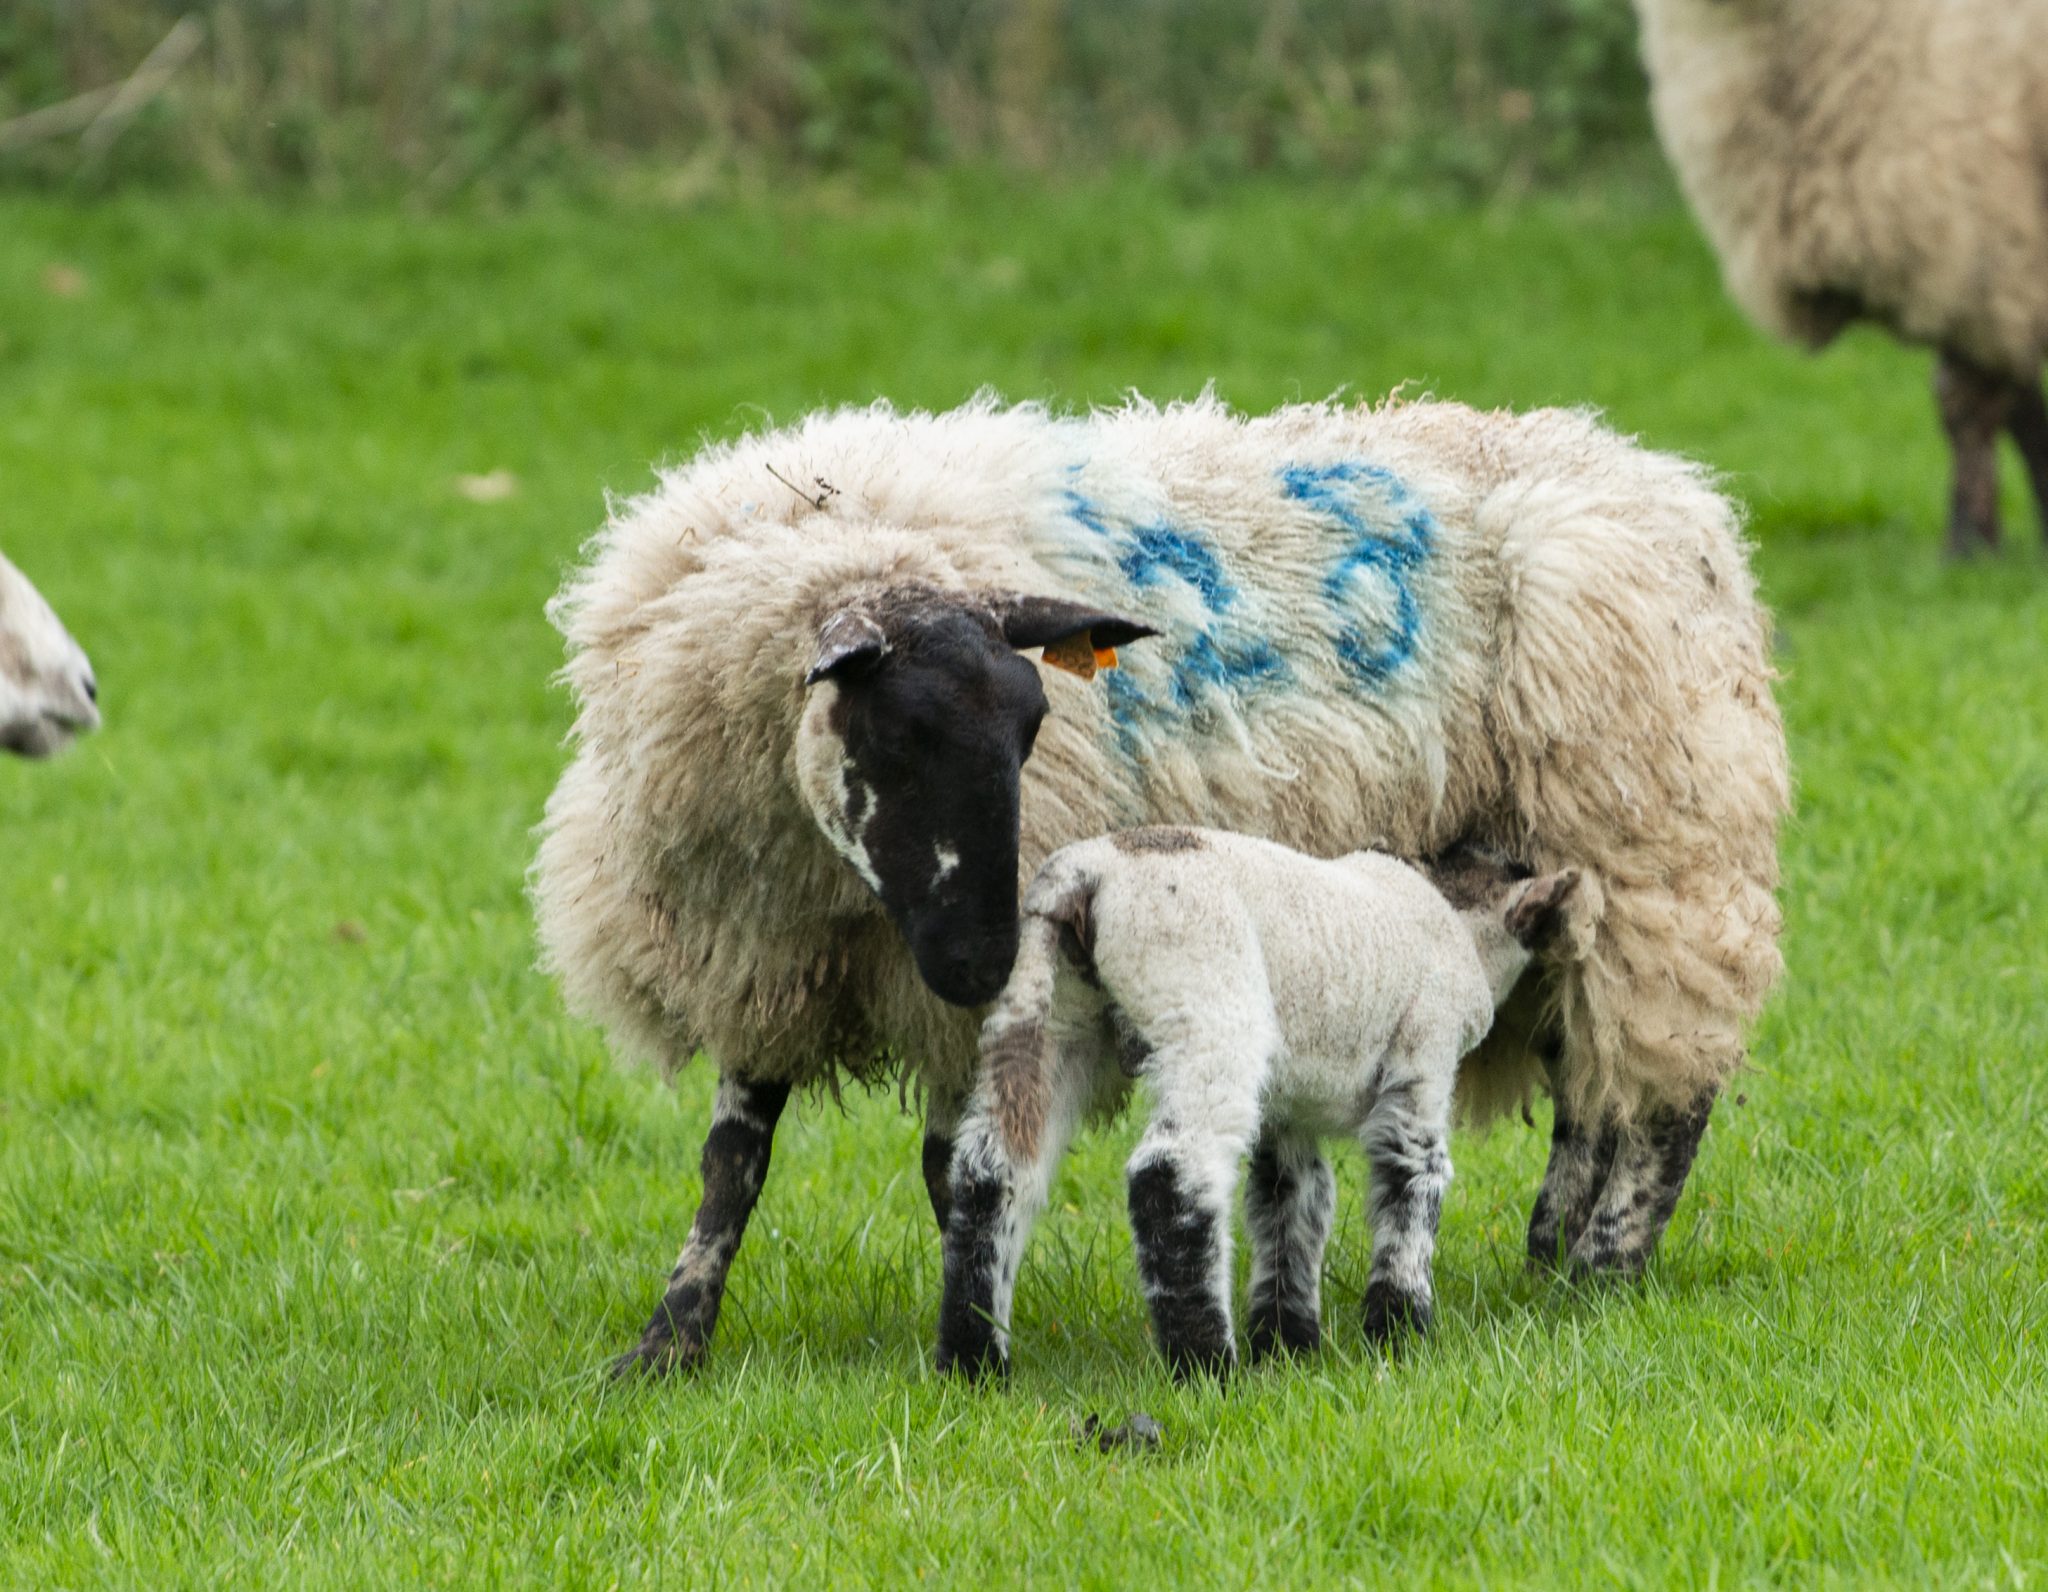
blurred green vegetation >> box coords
[0,0,1654,197]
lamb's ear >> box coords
[806,610,889,686]
[1504,869,1581,949]
[990,593,1159,680]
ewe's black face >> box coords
[796,587,1154,1008]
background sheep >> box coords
[936,828,1580,1382]
[1,551,99,758]
[1631,0,2048,557]
[533,393,1789,1375]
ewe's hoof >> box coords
[1524,1223,1572,1272]
[1564,1252,1648,1286]
[609,1333,706,1380]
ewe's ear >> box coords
[1504,869,1580,948]
[990,593,1159,680]
[992,594,1158,651]
[806,610,889,686]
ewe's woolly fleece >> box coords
[534,393,1788,1127]
[1635,0,2048,372]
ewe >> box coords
[1633,0,2048,555]
[0,552,98,758]
[936,831,1579,1380]
[533,393,1787,1374]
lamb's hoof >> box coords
[1361,1282,1432,1347]
[1246,1314,1321,1363]
[610,1331,705,1380]
[934,1342,1010,1384]
[1161,1341,1236,1384]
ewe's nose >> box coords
[917,927,1019,1008]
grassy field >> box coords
[2,177,2044,1588]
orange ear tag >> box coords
[1039,633,1098,679]
[1093,646,1119,671]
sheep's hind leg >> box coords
[1128,1133,1243,1381]
[1935,349,2011,558]
[2005,374,2048,552]
[936,1039,1098,1381]
[1565,1089,1717,1278]
[1359,1075,1454,1344]
[1244,1126,1335,1361]
[1126,1040,1257,1380]
[1525,1041,1618,1270]
[612,1072,790,1378]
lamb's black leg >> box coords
[1566,1088,1717,1277]
[1128,1151,1237,1381]
[2005,373,2048,550]
[1244,1128,1335,1361]
[1526,1039,1618,1270]
[613,1072,791,1377]
[1358,1077,1454,1344]
[1935,348,2011,558]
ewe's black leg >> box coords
[935,1130,1012,1382]
[1566,1089,1717,1278]
[2006,375,2048,548]
[1935,349,2011,558]
[921,1089,965,1233]
[1244,1129,1335,1361]
[1128,1152,1236,1381]
[1526,1041,1618,1270]
[613,1073,790,1378]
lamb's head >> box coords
[794,583,1155,1007]
[1423,842,1581,1007]
[0,553,99,759]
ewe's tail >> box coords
[982,861,1097,1163]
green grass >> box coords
[2,175,2044,1588]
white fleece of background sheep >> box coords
[1634,0,2048,370]
[0,552,98,756]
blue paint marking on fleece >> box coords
[1104,665,1149,758]
[1063,478,1293,725]
[1170,631,1289,709]
[1061,486,1115,540]
[1118,523,1238,612]
[1281,461,1436,687]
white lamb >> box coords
[1,551,99,758]
[935,827,1579,1380]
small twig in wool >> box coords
[767,464,840,511]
